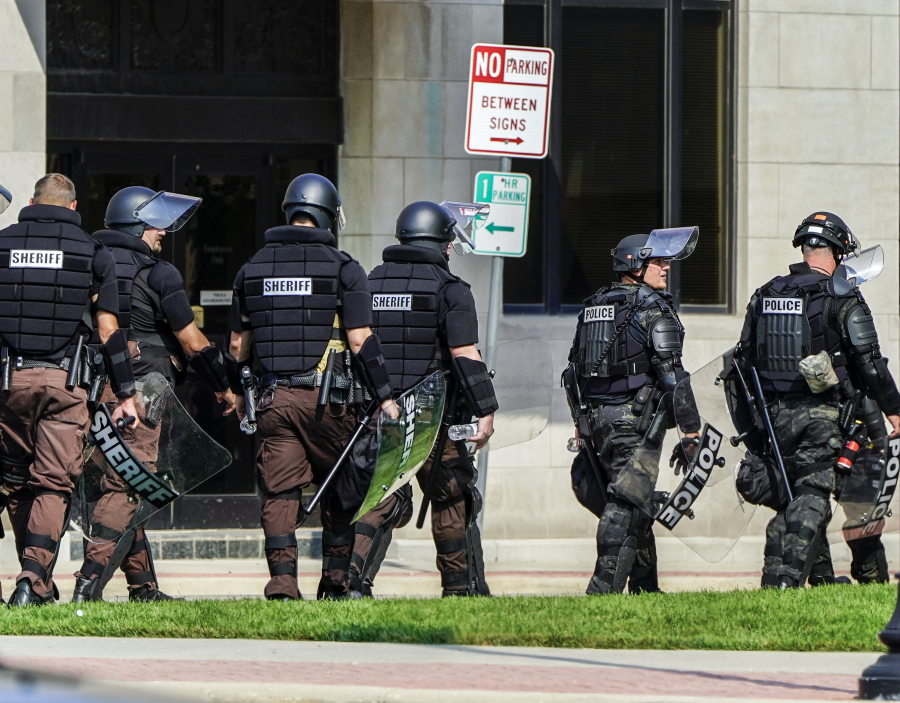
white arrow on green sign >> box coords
[472,171,531,258]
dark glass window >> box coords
[503,1,733,313]
[680,10,729,306]
[560,8,665,305]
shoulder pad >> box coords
[583,286,610,306]
[847,301,879,347]
[337,249,356,263]
[830,274,856,296]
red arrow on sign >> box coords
[490,136,524,145]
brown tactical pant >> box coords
[256,386,358,600]
[0,367,89,599]
[77,384,159,593]
[352,439,479,594]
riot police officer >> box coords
[72,186,236,603]
[0,174,138,606]
[227,174,396,601]
[736,212,900,589]
[347,201,498,599]
[567,228,701,595]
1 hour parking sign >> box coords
[465,44,554,159]
[472,171,531,257]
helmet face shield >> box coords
[0,184,11,215]
[836,245,883,286]
[337,203,347,233]
[645,226,699,261]
[439,201,490,255]
[134,191,202,232]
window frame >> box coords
[503,0,736,316]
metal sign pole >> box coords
[475,156,512,528]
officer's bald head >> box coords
[32,174,77,209]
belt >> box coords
[17,357,70,371]
[275,371,353,389]
[604,360,651,377]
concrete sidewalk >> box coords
[0,636,876,702]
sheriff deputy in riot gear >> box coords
[348,201,498,599]
[72,186,236,603]
[0,174,138,606]
[567,228,701,595]
[736,212,900,590]
[228,173,396,601]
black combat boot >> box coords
[129,585,181,602]
[8,579,54,607]
[72,576,99,603]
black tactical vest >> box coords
[242,226,350,375]
[0,205,95,359]
[577,285,671,395]
[752,264,854,394]
[93,230,181,357]
[368,246,460,393]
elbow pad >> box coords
[654,357,679,395]
[355,335,392,403]
[451,356,499,418]
[103,329,136,399]
[187,345,229,393]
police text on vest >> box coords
[762,298,803,314]
[583,305,615,323]
[263,277,312,295]
[9,250,63,269]
[373,294,412,311]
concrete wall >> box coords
[0,0,46,229]
[357,0,900,546]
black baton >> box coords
[318,348,336,407]
[750,367,794,503]
[66,335,86,390]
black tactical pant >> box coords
[586,402,661,595]
[767,397,842,586]
[571,448,659,593]
[255,387,359,600]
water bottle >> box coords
[567,438,586,453]
[448,422,478,442]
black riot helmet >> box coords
[105,186,201,236]
[395,201,457,252]
[792,211,857,257]
[282,174,345,235]
[611,226,699,277]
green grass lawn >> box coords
[0,586,894,652]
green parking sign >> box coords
[472,171,531,257]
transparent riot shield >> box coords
[72,372,233,543]
[828,434,900,545]
[484,336,553,451]
[630,354,757,562]
[354,372,446,521]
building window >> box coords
[503,1,734,314]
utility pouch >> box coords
[799,350,839,394]
[632,385,653,417]
[634,388,659,436]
